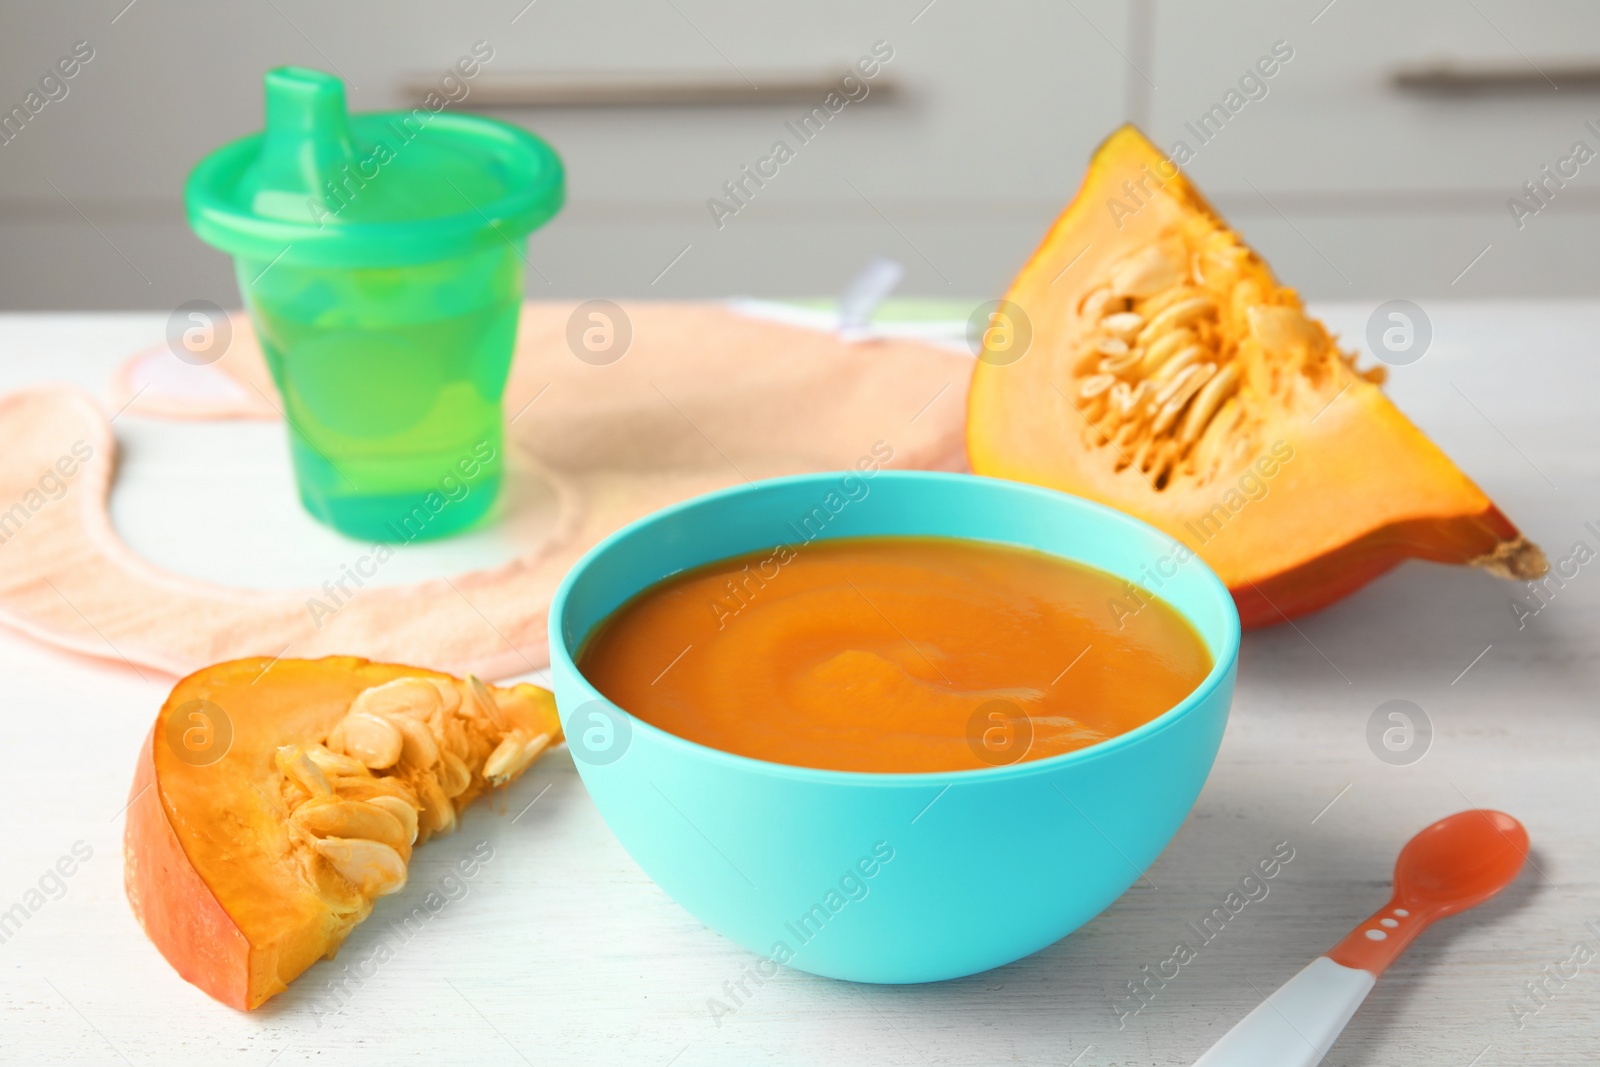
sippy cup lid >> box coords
[186,67,563,267]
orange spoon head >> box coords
[1394,809,1529,917]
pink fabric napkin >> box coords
[0,302,972,680]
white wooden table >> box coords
[1,303,1595,1065]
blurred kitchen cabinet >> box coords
[2,0,1597,307]
[1149,0,1600,194]
[1140,0,1600,296]
[0,0,1129,306]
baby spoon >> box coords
[1191,809,1529,1067]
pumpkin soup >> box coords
[578,536,1211,772]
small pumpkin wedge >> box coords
[967,125,1545,626]
[123,656,561,1009]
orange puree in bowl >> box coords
[577,536,1212,773]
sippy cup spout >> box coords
[250,67,360,220]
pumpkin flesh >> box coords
[967,126,1544,626]
[124,657,561,1009]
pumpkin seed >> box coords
[314,836,407,898]
[365,795,419,845]
[1179,364,1241,445]
[418,775,456,837]
[303,743,367,779]
[331,711,403,770]
[1100,311,1144,341]
[437,750,472,799]
[292,798,409,854]
[485,731,552,786]
[1136,328,1196,376]
[1078,373,1115,400]
[387,711,440,769]
[350,677,441,722]
[276,745,331,798]
[1137,296,1216,347]
[1110,246,1186,298]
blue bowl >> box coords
[548,471,1239,983]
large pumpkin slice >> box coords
[967,125,1545,626]
[123,657,561,1009]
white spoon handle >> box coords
[1191,957,1375,1067]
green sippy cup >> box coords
[185,66,563,541]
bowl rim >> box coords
[548,470,1240,786]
